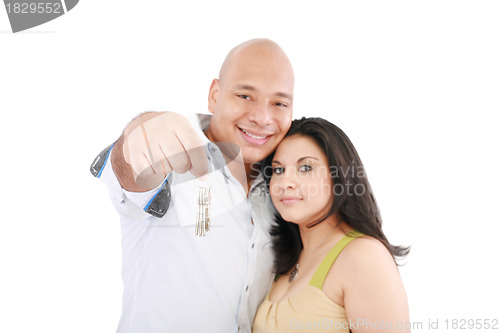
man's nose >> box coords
[248,100,273,126]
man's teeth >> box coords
[242,130,267,140]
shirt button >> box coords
[245,285,249,291]
[251,243,255,249]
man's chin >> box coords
[242,151,271,164]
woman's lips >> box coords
[280,197,302,205]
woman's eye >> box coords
[272,167,284,175]
[298,165,312,172]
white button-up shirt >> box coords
[95,114,275,333]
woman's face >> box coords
[270,134,333,225]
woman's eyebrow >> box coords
[297,156,319,163]
[272,156,319,164]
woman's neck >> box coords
[298,214,344,252]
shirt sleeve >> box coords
[90,143,171,218]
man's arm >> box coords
[110,111,209,192]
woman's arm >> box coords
[342,237,411,333]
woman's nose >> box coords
[279,168,298,189]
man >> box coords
[90,39,294,332]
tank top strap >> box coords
[309,230,364,289]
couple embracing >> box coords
[92,39,410,333]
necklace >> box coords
[289,223,339,282]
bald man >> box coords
[90,39,294,332]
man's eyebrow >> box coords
[233,83,256,91]
[275,91,293,101]
[233,83,293,101]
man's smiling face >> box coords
[206,40,294,166]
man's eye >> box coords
[298,165,312,172]
[238,94,251,100]
[275,102,288,107]
[272,167,284,175]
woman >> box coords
[253,117,410,333]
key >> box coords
[195,178,211,237]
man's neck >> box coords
[203,129,259,196]
[244,162,261,194]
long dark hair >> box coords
[261,117,410,275]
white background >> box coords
[1,1,499,332]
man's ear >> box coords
[208,79,220,114]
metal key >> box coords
[195,178,211,237]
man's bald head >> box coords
[206,38,294,167]
[218,39,294,87]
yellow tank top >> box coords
[252,231,363,333]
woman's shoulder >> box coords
[322,232,400,307]
[332,233,401,293]
[339,233,398,275]
[345,233,389,253]
[329,233,410,326]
